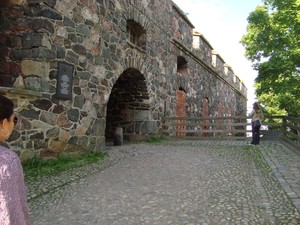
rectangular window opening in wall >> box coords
[212,55,216,67]
[177,56,189,76]
[127,20,146,51]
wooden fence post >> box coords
[282,117,287,139]
[297,120,300,146]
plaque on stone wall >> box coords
[56,62,74,100]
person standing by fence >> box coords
[249,102,264,145]
[0,94,31,225]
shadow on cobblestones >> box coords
[27,140,300,225]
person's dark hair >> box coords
[253,102,260,112]
[0,94,14,122]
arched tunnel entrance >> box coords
[105,68,156,143]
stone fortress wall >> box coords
[0,0,247,160]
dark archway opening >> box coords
[105,68,152,143]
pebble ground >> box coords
[26,140,300,225]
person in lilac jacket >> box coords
[0,94,30,225]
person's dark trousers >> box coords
[251,122,261,145]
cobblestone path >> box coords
[27,140,300,225]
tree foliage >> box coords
[241,0,300,116]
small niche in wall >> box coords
[177,56,189,76]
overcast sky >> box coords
[172,0,263,109]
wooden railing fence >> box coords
[162,116,300,149]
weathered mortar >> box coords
[0,0,247,159]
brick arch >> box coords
[103,49,152,105]
[121,51,151,75]
[122,3,152,31]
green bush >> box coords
[147,135,164,143]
